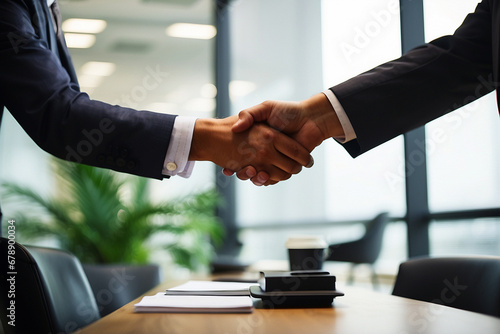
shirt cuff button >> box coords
[166,162,177,171]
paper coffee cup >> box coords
[285,235,328,271]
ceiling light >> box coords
[80,62,116,77]
[200,83,217,98]
[165,23,216,40]
[229,80,257,99]
[64,33,96,48]
[62,18,107,34]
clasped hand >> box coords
[214,93,341,186]
[189,114,312,186]
[189,93,339,186]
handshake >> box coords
[189,93,343,186]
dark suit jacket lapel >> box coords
[47,0,79,86]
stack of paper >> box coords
[134,280,257,313]
[134,293,254,313]
[165,280,255,296]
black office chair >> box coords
[325,212,389,288]
[0,238,100,334]
[392,256,500,317]
[83,263,162,317]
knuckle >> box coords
[261,128,275,141]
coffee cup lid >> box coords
[285,235,327,249]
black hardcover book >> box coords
[258,270,336,292]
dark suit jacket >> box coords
[332,0,499,158]
[0,0,176,180]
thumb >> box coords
[232,102,274,133]
[231,110,255,133]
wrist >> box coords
[189,117,234,164]
[302,93,344,141]
[189,118,216,162]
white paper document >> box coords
[134,293,254,313]
[165,280,256,296]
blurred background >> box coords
[1,0,499,288]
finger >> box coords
[235,166,257,180]
[260,178,279,186]
[272,134,314,172]
[256,180,277,186]
[265,166,293,182]
[262,152,302,180]
[231,110,255,133]
[306,156,314,168]
[246,162,291,184]
[232,103,273,133]
[250,171,270,186]
[222,168,235,176]
[242,144,302,181]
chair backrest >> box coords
[83,263,162,317]
[326,212,389,264]
[0,238,100,334]
[392,256,500,317]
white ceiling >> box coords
[59,0,215,117]
[60,0,209,24]
[57,0,324,120]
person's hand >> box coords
[189,115,313,186]
[221,164,271,186]
[233,101,322,151]
[224,93,344,184]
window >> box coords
[424,0,500,212]
[229,0,500,270]
[230,0,408,273]
[321,0,405,221]
[423,0,500,256]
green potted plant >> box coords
[1,159,224,271]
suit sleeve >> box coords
[331,0,495,157]
[0,0,176,179]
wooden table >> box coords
[75,280,500,334]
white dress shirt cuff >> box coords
[162,116,197,178]
[322,89,357,143]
